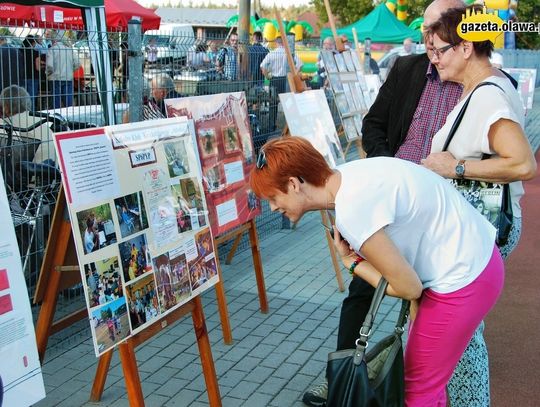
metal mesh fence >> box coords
[1,22,339,354]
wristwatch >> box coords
[455,160,466,178]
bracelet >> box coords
[348,255,364,275]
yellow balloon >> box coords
[484,0,509,9]
[386,2,396,12]
[264,22,277,41]
[293,25,303,41]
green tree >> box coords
[514,1,540,49]
[311,0,430,28]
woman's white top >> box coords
[335,157,496,294]
[431,75,528,217]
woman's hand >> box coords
[421,151,457,178]
[332,226,355,260]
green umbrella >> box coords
[226,15,258,30]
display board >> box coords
[53,118,219,356]
[320,49,381,142]
[0,168,46,406]
[164,93,261,237]
[279,89,345,168]
[505,68,537,111]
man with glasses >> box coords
[302,0,476,406]
[216,33,239,81]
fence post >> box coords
[128,19,144,123]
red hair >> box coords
[250,137,333,198]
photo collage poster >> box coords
[53,118,219,356]
[279,89,345,168]
[505,68,537,111]
[164,92,261,237]
[321,49,381,142]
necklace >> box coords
[461,65,494,100]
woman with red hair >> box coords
[250,136,504,406]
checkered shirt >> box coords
[395,63,463,163]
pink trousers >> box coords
[404,245,504,406]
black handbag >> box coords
[326,279,409,407]
[442,81,513,247]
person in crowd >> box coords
[144,37,158,68]
[0,35,24,93]
[149,74,181,117]
[424,6,536,260]
[251,136,505,406]
[46,31,81,108]
[260,36,302,131]
[21,35,42,110]
[187,41,210,69]
[0,85,55,165]
[206,40,220,67]
[216,33,239,81]
[303,1,513,406]
[248,31,268,87]
[400,37,415,56]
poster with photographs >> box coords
[279,89,345,168]
[164,92,261,237]
[320,50,338,73]
[53,118,219,356]
[505,68,537,110]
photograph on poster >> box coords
[353,114,364,137]
[351,51,362,71]
[342,117,359,141]
[197,128,219,158]
[119,233,152,283]
[334,53,347,72]
[152,252,175,312]
[321,50,338,73]
[84,256,123,308]
[203,164,223,193]
[195,228,214,258]
[342,83,355,111]
[329,73,343,92]
[125,273,159,331]
[179,177,208,228]
[343,51,355,71]
[76,204,117,255]
[164,140,190,177]
[352,83,367,112]
[222,125,241,154]
[154,249,191,311]
[247,189,259,211]
[334,92,350,115]
[170,184,194,234]
[90,296,130,353]
[113,192,149,239]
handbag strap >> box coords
[442,81,504,152]
[357,278,409,347]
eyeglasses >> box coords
[256,149,266,169]
[431,43,456,60]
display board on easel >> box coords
[53,118,219,356]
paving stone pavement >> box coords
[34,87,540,407]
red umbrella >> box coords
[0,0,160,31]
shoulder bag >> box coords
[326,278,409,407]
[442,81,513,247]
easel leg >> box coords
[344,140,353,156]
[320,210,345,292]
[118,341,145,407]
[35,267,63,363]
[90,349,114,402]
[192,296,222,407]
[224,232,243,265]
[355,138,366,159]
[248,219,268,313]
[214,252,233,344]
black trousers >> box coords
[269,76,287,132]
[337,276,376,350]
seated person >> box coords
[0,85,55,165]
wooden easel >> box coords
[275,9,345,292]
[214,219,268,314]
[33,186,225,405]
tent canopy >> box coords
[321,4,422,44]
[0,0,160,31]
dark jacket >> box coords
[362,53,429,157]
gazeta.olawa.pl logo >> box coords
[457,6,540,43]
